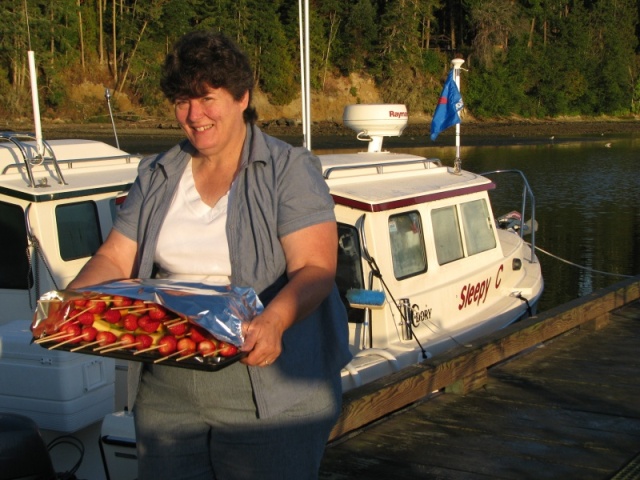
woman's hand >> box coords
[240,310,285,366]
[240,221,337,367]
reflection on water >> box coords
[104,133,640,314]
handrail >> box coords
[323,157,442,179]
[1,154,136,175]
[481,169,537,263]
[0,132,67,186]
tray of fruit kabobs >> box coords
[30,279,263,370]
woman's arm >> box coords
[241,221,337,367]
[67,229,138,289]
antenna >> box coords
[105,88,120,149]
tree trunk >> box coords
[98,0,104,64]
[323,12,340,91]
[112,0,117,83]
[117,20,148,93]
[78,1,85,70]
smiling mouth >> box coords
[194,124,213,132]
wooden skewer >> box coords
[153,349,188,364]
[69,339,102,352]
[100,342,141,354]
[133,344,163,355]
[93,340,130,352]
[58,305,93,327]
[49,335,84,350]
[122,307,153,314]
[164,318,187,326]
[176,352,198,362]
[203,348,223,358]
[34,331,73,344]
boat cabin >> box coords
[0,132,141,324]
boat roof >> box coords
[320,151,494,212]
[0,136,140,202]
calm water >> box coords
[101,132,640,314]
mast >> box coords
[299,0,312,150]
[24,0,44,160]
[27,51,44,160]
[451,58,464,173]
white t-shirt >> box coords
[154,159,231,285]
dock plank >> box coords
[320,298,640,479]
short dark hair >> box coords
[161,31,257,123]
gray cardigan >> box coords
[115,124,351,418]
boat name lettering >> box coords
[389,110,408,118]
[411,304,432,326]
[495,264,503,288]
[458,264,505,310]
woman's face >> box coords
[174,86,249,160]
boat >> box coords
[0,54,542,480]
[329,103,542,390]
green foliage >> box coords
[0,0,638,121]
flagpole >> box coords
[451,58,465,173]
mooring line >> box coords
[531,244,634,279]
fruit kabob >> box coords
[32,294,239,364]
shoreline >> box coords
[14,117,640,149]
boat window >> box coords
[336,223,365,323]
[388,212,427,279]
[56,202,103,261]
[461,199,496,255]
[0,201,32,289]
[432,206,464,265]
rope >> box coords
[532,244,634,279]
[365,256,431,358]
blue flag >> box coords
[430,70,463,141]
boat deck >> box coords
[320,277,640,479]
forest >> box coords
[1,0,639,124]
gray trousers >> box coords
[133,361,341,480]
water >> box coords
[380,138,640,312]
[97,131,640,314]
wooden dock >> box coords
[320,276,640,479]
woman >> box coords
[69,31,351,479]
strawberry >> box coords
[148,305,168,320]
[78,312,96,326]
[111,295,133,308]
[197,339,218,355]
[167,321,188,336]
[103,309,122,324]
[122,314,139,331]
[135,334,153,351]
[138,315,161,333]
[158,335,177,355]
[96,331,117,347]
[80,326,98,342]
[176,337,197,355]
[119,333,137,346]
[189,326,207,343]
[218,342,238,357]
[88,300,107,314]
[60,324,83,345]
